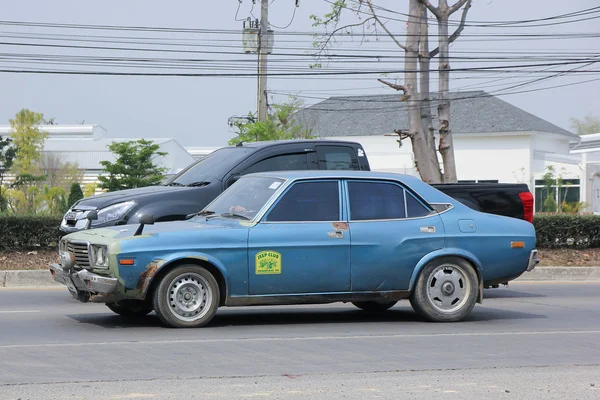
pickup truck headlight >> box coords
[91,201,136,226]
[90,245,109,268]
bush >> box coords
[0,214,64,251]
[68,183,84,208]
[533,214,600,249]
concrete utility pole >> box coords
[257,0,269,122]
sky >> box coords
[0,0,599,147]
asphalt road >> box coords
[0,282,599,399]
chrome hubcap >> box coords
[167,273,212,322]
[426,264,470,314]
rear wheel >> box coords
[352,301,397,312]
[106,300,152,317]
[410,257,478,322]
[153,265,220,328]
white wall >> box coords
[532,134,581,180]
[331,134,533,184]
[330,136,418,175]
[453,134,533,183]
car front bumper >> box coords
[49,263,118,302]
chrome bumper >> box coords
[527,249,539,272]
[49,263,118,302]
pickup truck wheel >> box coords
[153,265,220,328]
[409,257,478,322]
[106,300,152,317]
[352,301,397,312]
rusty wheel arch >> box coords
[146,258,228,306]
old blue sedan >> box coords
[50,171,538,328]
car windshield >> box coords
[165,147,255,186]
[197,176,285,220]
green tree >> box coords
[0,136,17,212]
[228,97,314,145]
[98,139,167,192]
[41,185,67,215]
[67,183,84,207]
[570,115,600,135]
[9,109,48,176]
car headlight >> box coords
[91,201,136,226]
[90,245,109,268]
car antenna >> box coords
[236,141,244,147]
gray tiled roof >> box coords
[295,90,578,139]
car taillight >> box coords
[519,192,534,223]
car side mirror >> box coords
[134,213,155,236]
[84,210,98,230]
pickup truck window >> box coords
[316,146,360,171]
[243,153,308,176]
[266,181,340,222]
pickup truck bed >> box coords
[432,183,533,222]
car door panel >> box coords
[345,179,446,291]
[349,216,445,291]
[248,222,350,295]
[247,180,351,295]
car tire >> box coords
[352,301,397,312]
[153,264,220,328]
[106,300,153,317]
[409,257,479,322]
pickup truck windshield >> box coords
[166,147,255,186]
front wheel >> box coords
[153,265,220,328]
[352,301,397,312]
[409,257,478,322]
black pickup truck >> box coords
[60,139,533,233]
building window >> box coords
[534,179,580,212]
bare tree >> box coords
[311,0,473,183]
[40,152,84,191]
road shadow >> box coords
[66,302,546,329]
[483,288,546,299]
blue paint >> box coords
[68,171,536,304]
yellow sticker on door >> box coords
[255,251,282,275]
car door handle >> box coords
[327,230,344,239]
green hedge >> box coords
[533,214,600,249]
[0,215,64,251]
[0,213,599,252]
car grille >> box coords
[66,241,91,268]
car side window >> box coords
[316,146,360,170]
[406,191,432,218]
[243,153,308,175]
[349,181,406,220]
[265,181,340,222]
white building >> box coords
[0,124,195,186]
[294,91,583,212]
[569,133,600,214]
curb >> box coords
[515,266,600,282]
[1,267,600,288]
[1,270,60,288]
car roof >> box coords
[238,139,363,149]
[246,170,454,204]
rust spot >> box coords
[333,222,349,231]
[136,259,166,291]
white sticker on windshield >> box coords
[269,181,282,190]
[358,149,365,157]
